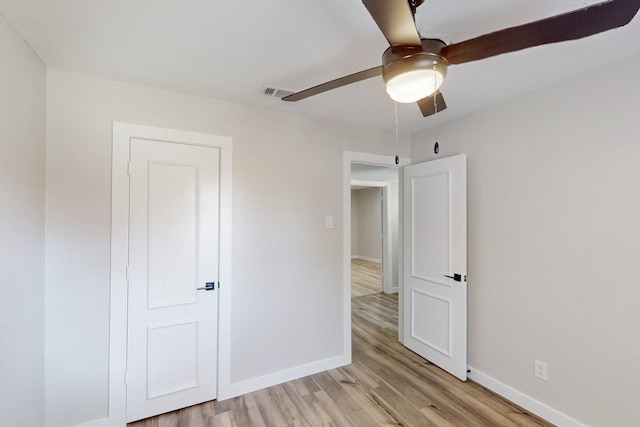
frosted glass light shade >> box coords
[385,68,445,104]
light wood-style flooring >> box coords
[129,262,553,427]
[351,258,382,297]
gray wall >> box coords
[6,12,640,425]
[0,14,46,427]
[352,187,382,261]
[411,52,640,427]
[44,69,408,426]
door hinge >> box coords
[124,370,128,386]
[127,161,131,175]
[125,266,130,281]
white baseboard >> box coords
[352,255,381,263]
[77,355,348,427]
[468,367,586,427]
[220,353,350,401]
[74,417,108,427]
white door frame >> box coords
[108,122,233,427]
[343,151,409,352]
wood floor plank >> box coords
[340,360,382,391]
[129,262,553,427]
[176,402,209,426]
[325,368,399,426]
[351,258,382,297]
[309,370,393,427]
[303,390,353,426]
[213,411,238,427]
[252,388,293,427]
[225,395,267,427]
[292,376,321,396]
[280,382,323,426]
[371,383,441,427]
[419,404,459,427]
[268,385,313,427]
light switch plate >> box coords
[325,216,334,229]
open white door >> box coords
[126,138,219,422]
[403,154,467,381]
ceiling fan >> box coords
[282,0,640,117]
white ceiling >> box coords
[2,0,640,132]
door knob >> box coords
[444,274,464,282]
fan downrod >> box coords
[409,0,425,16]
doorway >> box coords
[342,152,407,354]
[343,151,468,382]
[350,166,399,297]
[351,185,384,299]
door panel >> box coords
[411,172,450,281]
[403,154,467,381]
[148,162,199,307]
[147,320,199,398]
[127,139,220,422]
[411,290,451,356]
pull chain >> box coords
[395,101,399,165]
[433,64,440,155]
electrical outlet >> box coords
[534,360,548,381]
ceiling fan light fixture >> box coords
[382,46,448,104]
[385,68,445,103]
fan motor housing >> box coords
[382,39,448,85]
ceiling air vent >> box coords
[262,86,294,99]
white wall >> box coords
[44,69,407,426]
[411,52,640,427]
[0,13,46,427]
[353,187,382,261]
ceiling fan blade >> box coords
[417,92,447,117]
[443,0,640,65]
[362,0,423,47]
[282,66,382,102]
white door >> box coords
[127,138,220,422]
[403,154,467,381]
